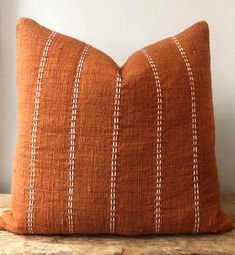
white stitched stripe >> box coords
[110,72,122,233]
[27,31,57,234]
[68,44,89,233]
[171,36,200,233]
[141,48,163,233]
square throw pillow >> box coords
[0,17,232,235]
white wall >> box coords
[0,0,234,193]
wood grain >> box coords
[0,194,234,255]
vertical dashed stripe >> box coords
[110,72,122,233]
[27,31,57,234]
[171,36,200,233]
[68,44,89,233]
[141,48,163,233]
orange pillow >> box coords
[0,17,232,235]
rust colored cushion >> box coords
[0,18,232,235]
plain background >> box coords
[0,0,234,193]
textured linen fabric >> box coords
[0,17,232,235]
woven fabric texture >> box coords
[0,18,232,235]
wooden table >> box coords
[0,194,234,254]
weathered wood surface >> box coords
[0,194,234,255]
